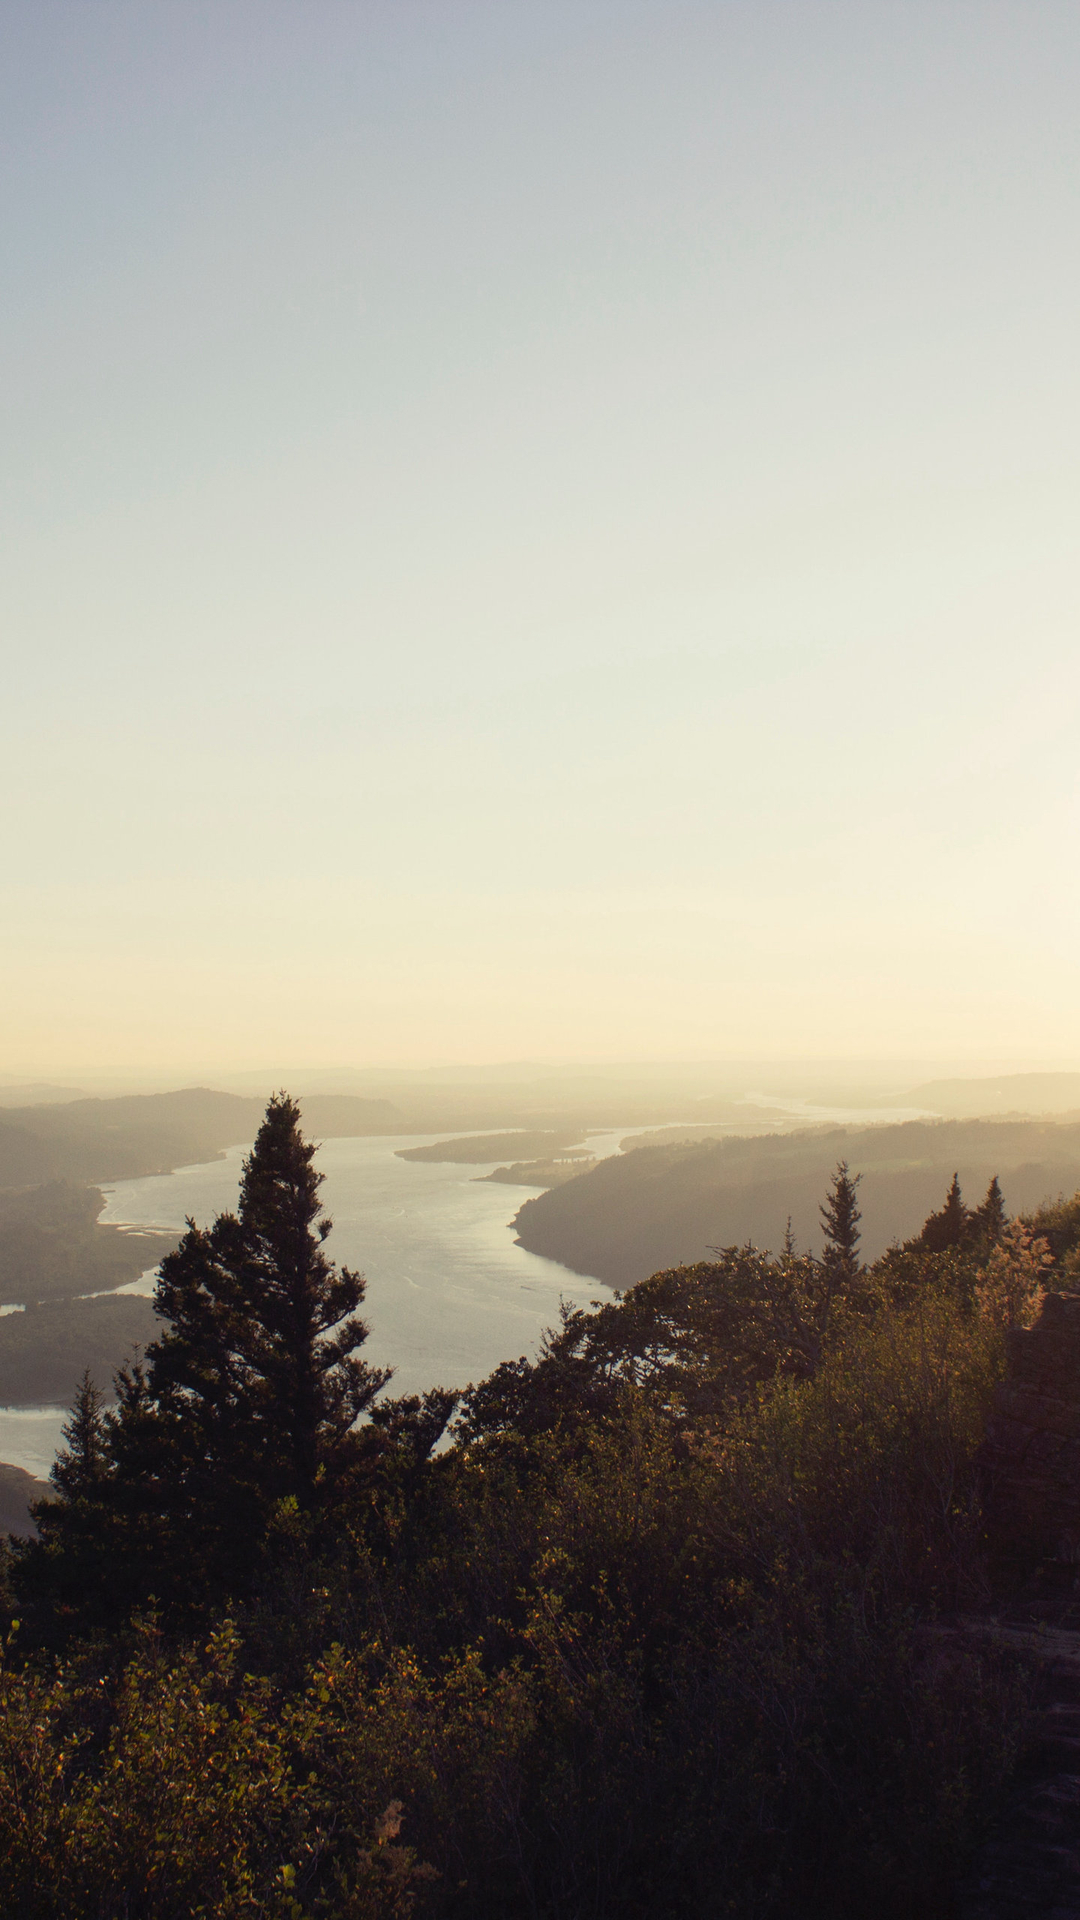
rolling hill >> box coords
[512,1118,1080,1288]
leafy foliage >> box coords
[974,1220,1054,1331]
[0,1617,433,1918]
[457,1242,868,1442]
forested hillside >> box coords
[0,1088,402,1187]
[513,1118,1080,1286]
[0,1096,1073,1918]
[0,1294,156,1405]
[0,1182,176,1307]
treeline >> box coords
[0,1101,1073,1919]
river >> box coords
[0,1130,626,1477]
[0,1103,929,1479]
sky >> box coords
[2,0,1079,1077]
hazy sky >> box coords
[3,1,1079,1075]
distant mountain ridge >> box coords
[890,1072,1080,1117]
[0,1088,402,1189]
[0,1084,85,1107]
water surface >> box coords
[100,1133,612,1397]
[0,1133,613,1477]
[0,1105,919,1477]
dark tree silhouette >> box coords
[15,1370,116,1640]
[149,1091,389,1508]
[920,1173,969,1253]
[973,1175,1007,1247]
[18,1095,392,1630]
[51,1369,108,1501]
[819,1161,862,1282]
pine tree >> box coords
[149,1092,390,1509]
[973,1175,1007,1247]
[819,1161,862,1283]
[51,1369,108,1500]
[920,1173,969,1253]
[17,1095,392,1631]
[19,1370,119,1642]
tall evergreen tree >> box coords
[819,1161,862,1283]
[51,1369,108,1500]
[18,1095,392,1631]
[149,1092,389,1508]
[15,1370,119,1642]
[972,1175,1007,1247]
[920,1173,969,1252]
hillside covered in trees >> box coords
[0,1095,1075,1917]
[512,1117,1080,1287]
[0,1088,403,1190]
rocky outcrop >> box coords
[981,1294,1080,1575]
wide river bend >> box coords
[0,1131,620,1477]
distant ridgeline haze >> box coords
[875,1071,1080,1117]
[0,1087,402,1188]
[512,1118,1080,1287]
[395,1130,592,1165]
